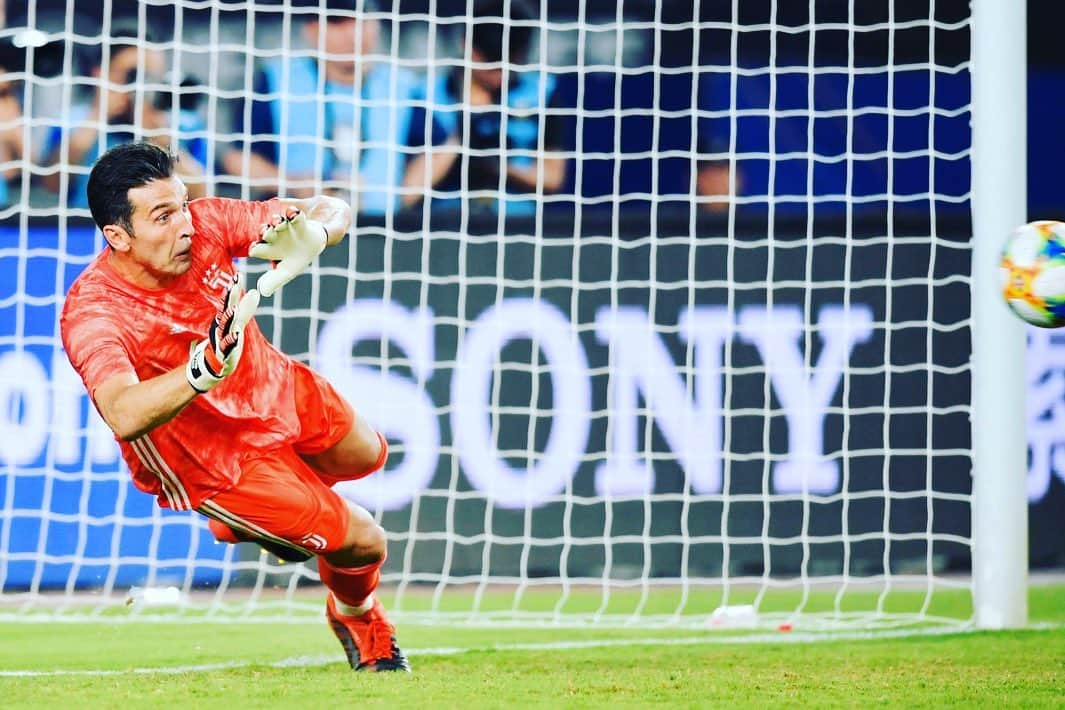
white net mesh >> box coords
[0,0,977,629]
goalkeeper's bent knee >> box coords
[315,432,389,485]
[339,432,388,482]
[355,432,389,479]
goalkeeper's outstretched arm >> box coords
[92,279,258,441]
[93,367,201,442]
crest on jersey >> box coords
[202,263,236,293]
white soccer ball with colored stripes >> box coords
[1000,220,1065,328]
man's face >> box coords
[105,45,164,119]
[115,176,194,285]
[110,45,165,83]
[470,47,504,92]
[310,17,379,84]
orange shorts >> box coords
[198,363,375,555]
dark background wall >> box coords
[1026,1,1065,218]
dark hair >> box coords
[75,22,158,75]
[109,22,156,56]
[469,0,536,63]
[87,142,177,232]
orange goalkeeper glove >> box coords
[249,207,328,298]
[186,275,260,393]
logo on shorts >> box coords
[299,533,328,551]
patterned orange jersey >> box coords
[61,196,310,511]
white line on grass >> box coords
[1,624,1037,678]
[6,624,1064,678]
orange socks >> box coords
[318,556,383,613]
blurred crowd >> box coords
[0,0,732,218]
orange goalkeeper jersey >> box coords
[61,196,306,511]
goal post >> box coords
[969,0,1028,629]
[0,0,1038,630]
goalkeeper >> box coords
[60,141,409,673]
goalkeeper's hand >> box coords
[249,207,328,298]
[186,275,260,393]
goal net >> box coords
[1,0,985,630]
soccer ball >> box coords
[1000,220,1065,328]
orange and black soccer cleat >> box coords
[325,594,411,672]
[206,518,312,563]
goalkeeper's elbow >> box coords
[114,421,156,443]
[108,410,173,443]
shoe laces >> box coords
[358,600,398,662]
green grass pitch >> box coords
[1,584,1062,707]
